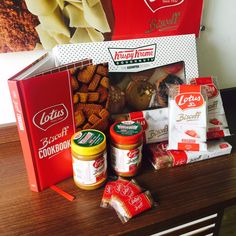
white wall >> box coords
[0,50,47,125]
[1,0,236,125]
[197,0,236,89]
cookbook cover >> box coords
[8,59,111,192]
[0,0,204,53]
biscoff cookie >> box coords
[100,76,109,88]
[92,117,109,131]
[71,76,79,91]
[99,109,109,119]
[88,92,100,102]
[77,65,97,84]
[77,103,103,117]
[88,74,102,91]
[74,110,85,127]
[78,93,89,103]
[83,123,92,130]
[96,64,108,76]
[79,84,88,93]
[88,114,101,125]
[97,85,108,103]
[73,93,80,104]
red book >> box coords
[8,56,92,192]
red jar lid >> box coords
[110,121,143,145]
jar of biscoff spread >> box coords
[71,129,107,190]
[110,121,143,177]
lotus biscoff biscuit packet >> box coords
[189,77,231,140]
[168,84,207,151]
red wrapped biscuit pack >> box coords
[100,178,129,208]
[101,178,156,223]
[111,191,155,224]
[189,77,231,140]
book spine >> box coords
[8,80,40,192]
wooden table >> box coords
[1,89,236,236]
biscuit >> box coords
[74,110,85,127]
[97,85,108,103]
[71,76,79,91]
[88,114,101,125]
[99,109,109,119]
[73,93,80,104]
[78,93,88,103]
[96,64,108,76]
[88,92,100,102]
[77,103,103,117]
[91,117,109,131]
[83,123,92,130]
[77,65,97,84]
[79,84,88,93]
[88,74,102,91]
[100,76,109,88]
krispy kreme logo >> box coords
[108,44,156,66]
[144,0,184,13]
[33,104,68,131]
[175,93,204,110]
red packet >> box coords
[112,191,155,223]
[100,178,129,208]
[190,77,231,140]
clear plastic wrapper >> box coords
[148,140,232,170]
[100,177,129,208]
[111,190,155,224]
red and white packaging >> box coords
[100,178,130,208]
[190,77,231,139]
[8,59,94,192]
[112,190,155,224]
[112,108,168,144]
[149,140,232,170]
[110,0,204,40]
[168,85,207,151]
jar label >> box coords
[114,121,142,136]
[72,153,107,185]
[111,145,142,174]
[73,130,104,147]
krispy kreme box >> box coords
[8,58,110,192]
[53,34,198,77]
[54,35,198,114]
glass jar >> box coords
[71,129,107,190]
[110,121,143,177]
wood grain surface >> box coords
[0,88,236,236]
[0,137,236,236]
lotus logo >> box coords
[175,93,204,110]
[33,104,68,131]
[144,0,184,13]
[93,157,104,168]
[206,84,218,99]
[127,149,140,159]
[108,44,156,66]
